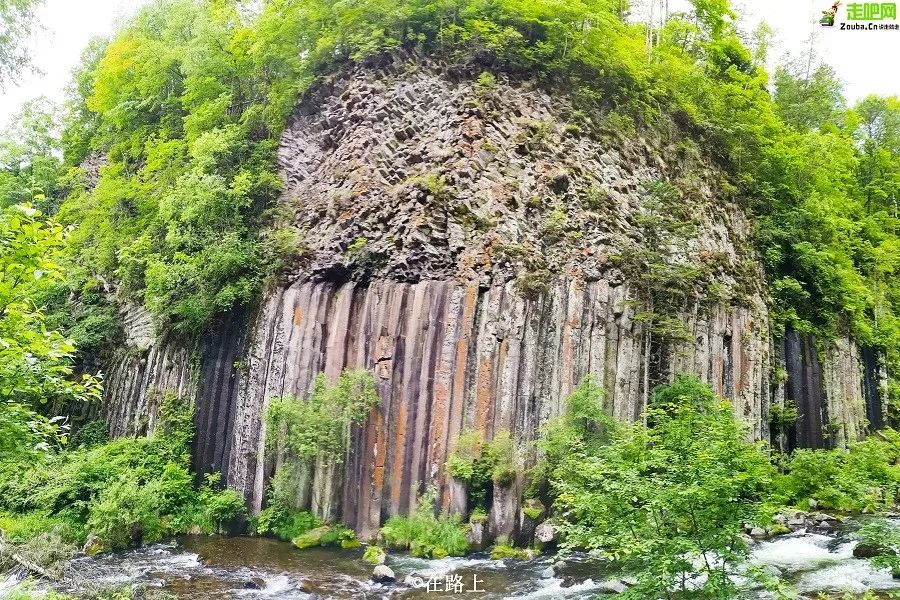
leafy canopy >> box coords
[0,204,100,461]
[548,376,774,599]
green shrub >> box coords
[490,540,531,560]
[363,544,386,564]
[0,394,249,549]
[193,474,247,534]
[379,487,469,558]
[255,504,320,541]
[68,420,109,449]
[549,375,775,599]
[0,511,77,543]
[774,431,900,511]
[266,370,378,463]
[446,429,516,512]
[1,584,74,600]
[86,476,166,548]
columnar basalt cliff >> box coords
[99,60,884,539]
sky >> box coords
[0,0,146,122]
[0,0,899,124]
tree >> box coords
[0,97,63,211]
[853,95,900,214]
[0,204,100,461]
[0,0,42,87]
[549,376,774,599]
[773,56,845,131]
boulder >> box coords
[535,522,555,544]
[292,526,332,549]
[372,565,396,583]
[756,563,783,579]
[749,527,766,537]
[854,542,896,559]
[363,545,387,565]
[597,579,628,594]
[83,533,105,556]
[467,521,485,550]
[243,578,266,590]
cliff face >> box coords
[99,61,883,539]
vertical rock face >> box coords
[98,60,886,538]
[103,307,194,438]
[774,330,880,450]
[222,278,770,539]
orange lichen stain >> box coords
[452,287,478,409]
[474,355,493,433]
[293,306,304,326]
[390,399,407,510]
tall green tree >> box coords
[773,55,845,131]
[0,204,100,461]
[549,376,774,599]
[0,97,63,211]
[0,0,42,87]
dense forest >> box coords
[1,0,900,598]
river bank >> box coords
[4,523,900,600]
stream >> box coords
[4,528,900,599]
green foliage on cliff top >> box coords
[0,0,897,387]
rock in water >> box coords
[535,522,555,543]
[372,565,396,583]
[597,579,628,594]
[853,542,896,559]
[292,526,332,549]
[363,545,387,565]
[243,578,265,589]
[83,533,104,556]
